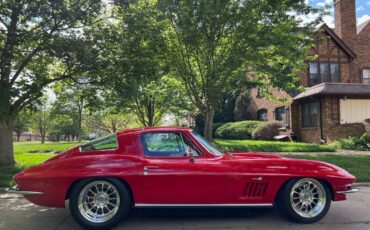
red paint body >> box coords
[14,127,355,208]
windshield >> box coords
[191,131,223,156]
[80,134,118,152]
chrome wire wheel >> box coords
[290,178,326,218]
[78,181,121,223]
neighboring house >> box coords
[13,132,40,142]
[249,0,370,143]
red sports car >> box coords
[7,127,357,229]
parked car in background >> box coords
[6,127,358,229]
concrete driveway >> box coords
[0,187,369,230]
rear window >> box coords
[80,134,118,152]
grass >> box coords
[0,142,82,187]
[285,154,370,182]
[215,139,336,152]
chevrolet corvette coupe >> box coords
[7,127,357,229]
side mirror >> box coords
[189,152,195,163]
[186,146,195,163]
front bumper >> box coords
[336,186,359,194]
[5,185,44,195]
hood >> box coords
[226,151,354,179]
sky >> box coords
[308,0,370,27]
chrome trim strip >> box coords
[135,203,273,208]
[336,188,359,194]
[5,186,44,195]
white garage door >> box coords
[340,99,370,124]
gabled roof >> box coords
[357,19,370,34]
[318,24,356,59]
[293,83,370,101]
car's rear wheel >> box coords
[69,178,131,229]
[277,178,331,223]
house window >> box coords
[275,106,285,121]
[363,69,370,84]
[309,63,340,86]
[257,109,268,121]
[331,63,339,82]
[320,63,329,82]
[302,102,318,128]
[309,63,318,86]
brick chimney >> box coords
[334,0,357,50]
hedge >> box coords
[214,120,263,140]
[251,121,282,140]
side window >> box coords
[80,134,118,152]
[141,132,201,157]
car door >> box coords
[134,131,227,205]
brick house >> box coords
[248,0,370,143]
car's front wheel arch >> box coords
[275,177,334,204]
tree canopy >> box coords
[0,0,323,165]
[158,0,321,140]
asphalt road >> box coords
[0,187,369,230]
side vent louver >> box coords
[244,182,268,197]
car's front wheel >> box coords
[69,178,131,229]
[277,178,331,223]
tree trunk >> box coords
[203,107,215,141]
[0,120,16,166]
[17,133,20,142]
[77,103,83,142]
[41,135,45,144]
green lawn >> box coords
[0,142,82,187]
[215,139,336,152]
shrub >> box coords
[336,133,369,151]
[215,120,262,140]
[251,121,282,140]
[212,123,224,137]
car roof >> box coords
[117,126,192,135]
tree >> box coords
[48,115,76,141]
[234,90,251,121]
[158,0,321,140]
[53,81,99,141]
[110,0,172,126]
[0,0,103,165]
[13,111,30,142]
[85,110,137,134]
[33,105,54,144]
[163,76,193,126]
